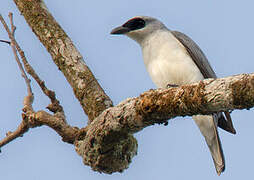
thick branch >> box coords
[90,73,254,133]
[133,73,253,127]
[75,73,254,173]
[13,0,113,122]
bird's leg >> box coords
[167,84,179,88]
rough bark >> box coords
[75,73,254,173]
[13,0,113,123]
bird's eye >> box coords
[123,18,146,31]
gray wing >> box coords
[171,31,217,78]
[172,31,236,134]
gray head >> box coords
[111,16,167,44]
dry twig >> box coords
[0,13,78,149]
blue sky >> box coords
[1,0,254,179]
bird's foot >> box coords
[167,84,179,88]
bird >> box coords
[110,16,236,175]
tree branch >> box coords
[2,13,63,113]
[13,0,113,123]
[75,73,254,173]
[0,13,78,147]
[0,39,11,44]
[0,110,80,148]
[0,120,29,148]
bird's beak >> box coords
[110,26,130,35]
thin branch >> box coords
[0,120,29,148]
[0,13,71,149]
[0,39,11,44]
[0,13,63,113]
[0,14,33,98]
[0,110,79,148]
[8,13,16,35]
[0,14,34,149]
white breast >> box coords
[141,30,204,88]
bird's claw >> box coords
[167,84,179,88]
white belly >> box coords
[142,31,204,88]
[147,54,204,88]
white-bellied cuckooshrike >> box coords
[111,16,236,175]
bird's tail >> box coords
[218,111,236,134]
[193,115,225,175]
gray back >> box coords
[171,31,217,78]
